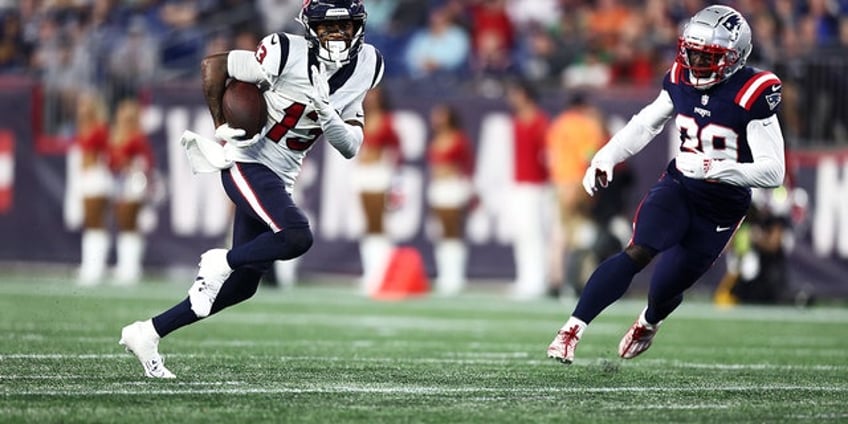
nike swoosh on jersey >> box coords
[716,225,733,232]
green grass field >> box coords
[1,276,846,423]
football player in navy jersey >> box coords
[547,5,785,364]
[118,0,384,378]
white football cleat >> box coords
[119,320,176,379]
[618,309,662,359]
[547,317,586,365]
[188,249,233,318]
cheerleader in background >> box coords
[76,91,113,286]
[426,104,475,296]
[108,98,155,285]
[354,87,401,294]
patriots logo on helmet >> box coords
[721,14,743,41]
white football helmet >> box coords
[676,5,752,89]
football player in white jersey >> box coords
[118,0,383,378]
[546,5,786,365]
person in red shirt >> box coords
[426,104,474,295]
[354,88,401,294]
[76,91,113,286]
[468,0,515,75]
[108,98,155,285]
[505,80,552,300]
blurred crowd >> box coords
[1,1,848,142]
[0,1,828,302]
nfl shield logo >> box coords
[701,94,709,106]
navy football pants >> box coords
[153,163,312,336]
[573,173,747,324]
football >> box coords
[222,80,267,138]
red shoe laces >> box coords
[630,324,654,342]
[559,325,580,348]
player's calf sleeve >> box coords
[210,267,266,314]
[645,294,683,324]
[572,252,642,323]
[152,267,267,337]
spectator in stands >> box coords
[426,103,475,296]
[561,46,612,89]
[586,0,632,53]
[505,0,560,30]
[467,0,515,77]
[107,16,158,106]
[404,7,470,80]
[504,80,551,300]
[0,11,28,72]
[76,90,113,286]
[257,0,303,34]
[356,87,401,295]
[158,0,204,78]
[545,92,606,297]
[608,12,654,86]
[33,16,94,134]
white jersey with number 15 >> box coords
[224,31,384,192]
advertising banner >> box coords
[0,81,845,297]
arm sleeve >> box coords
[227,33,288,84]
[227,50,267,84]
[593,90,675,164]
[320,113,363,159]
[705,115,786,188]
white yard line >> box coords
[1,353,846,372]
[4,384,848,397]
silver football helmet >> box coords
[676,5,752,89]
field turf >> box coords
[1,277,846,423]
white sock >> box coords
[115,232,144,285]
[561,316,588,337]
[359,235,392,295]
[435,239,467,296]
[273,259,298,289]
[79,229,110,286]
[638,308,661,328]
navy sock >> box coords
[645,294,683,324]
[572,252,642,324]
[152,298,199,338]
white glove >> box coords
[675,150,712,179]
[308,63,334,119]
[582,159,614,196]
[215,123,266,148]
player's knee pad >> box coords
[275,227,313,260]
[624,244,657,269]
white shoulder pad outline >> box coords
[734,71,781,111]
[254,33,292,79]
[369,46,385,89]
